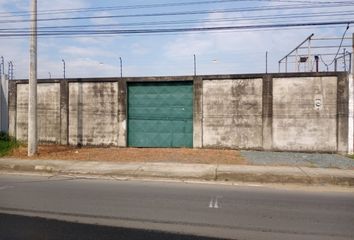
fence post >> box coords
[262,75,273,150]
[60,80,69,145]
[0,74,9,133]
[118,78,127,147]
[8,78,16,137]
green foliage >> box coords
[0,132,19,157]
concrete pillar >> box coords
[118,79,127,147]
[193,77,203,148]
[8,79,16,137]
[262,75,273,150]
[337,73,349,153]
[60,80,69,145]
[0,74,9,132]
[348,74,354,154]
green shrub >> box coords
[0,132,19,157]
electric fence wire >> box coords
[319,24,351,69]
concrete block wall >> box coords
[15,83,61,143]
[198,73,351,154]
[68,82,119,146]
[202,78,263,149]
[272,77,337,152]
[7,72,353,153]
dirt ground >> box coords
[9,145,247,165]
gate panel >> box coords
[128,82,193,147]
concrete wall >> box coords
[16,83,61,143]
[202,78,263,149]
[68,82,118,146]
[8,73,352,153]
[272,77,337,152]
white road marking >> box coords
[209,199,214,208]
[209,197,221,208]
[214,198,219,208]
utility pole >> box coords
[28,0,37,156]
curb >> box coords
[0,159,354,187]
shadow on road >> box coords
[0,213,229,240]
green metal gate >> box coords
[128,81,193,147]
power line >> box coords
[0,0,351,17]
[0,2,353,24]
[0,25,343,40]
[1,10,352,31]
[0,20,352,37]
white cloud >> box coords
[60,46,115,58]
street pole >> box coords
[28,0,37,156]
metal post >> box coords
[119,57,122,78]
[62,59,66,79]
[335,59,337,71]
[7,62,10,78]
[343,48,347,71]
[48,72,51,79]
[194,54,196,76]
[278,61,281,73]
[308,38,311,71]
[265,51,268,74]
[28,0,37,156]
[295,49,298,72]
[349,53,352,74]
[315,56,319,72]
[0,56,4,75]
[11,62,14,80]
[285,57,288,73]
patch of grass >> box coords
[0,132,19,157]
[347,154,354,160]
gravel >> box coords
[241,151,354,170]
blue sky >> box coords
[0,0,353,79]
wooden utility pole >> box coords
[28,0,37,156]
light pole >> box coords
[62,59,66,79]
[28,0,37,156]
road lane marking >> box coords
[214,198,219,208]
[209,197,221,208]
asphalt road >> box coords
[0,174,353,240]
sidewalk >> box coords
[1,158,353,187]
